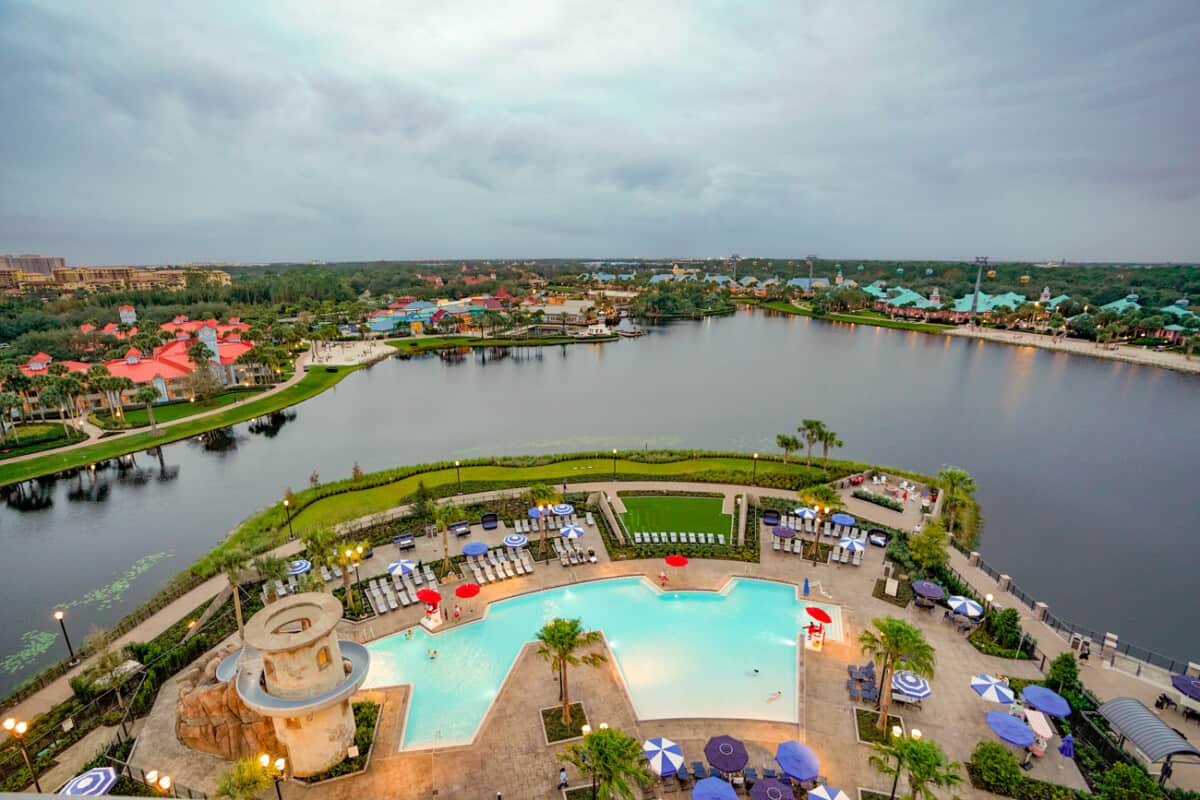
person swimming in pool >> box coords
[768,690,782,702]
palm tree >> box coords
[527,483,559,558]
[1187,335,1200,360]
[869,737,961,800]
[134,385,161,431]
[40,385,70,435]
[0,391,19,443]
[819,428,843,466]
[799,484,843,559]
[558,726,651,800]
[431,501,463,575]
[254,555,289,602]
[331,542,366,613]
[536,617,607,724]
[776,434,800,467]
[935,466,976,539]
[92,645,132,711]
[859,617,935,733]
[215,757,271,800]
[799,419,826,466]
[213,548,250,641]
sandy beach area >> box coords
[945,326,1200,375]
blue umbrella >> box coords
[830,513,855,526]
[560,525,585,539]
[892,670,931,699]
[1172,674,1200,701]
[462,542,488,557]
[552,503,574,516]
[793,507,817,520]
[387,559,416,576]
[775,740,820,782]
[806,787,850,800]
[502,534,528,548]
[527,506,548,519]
[947,595,983,617]
[59,767,117,796]
[642,737,684,777]
[705,735,748,772]
[692,777,737,800]
[287,559,311,576]
[1022,685,1071,718]
[838,537,865,552]
[986,710,1035,747]
[750,778,796,800]
[971,674,1014,704]
[912,580,945,600]
[772,526,796,538]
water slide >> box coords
[234,640,370,718]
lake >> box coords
[1,308,1196,693]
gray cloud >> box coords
[1,0,1198,264]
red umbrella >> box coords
[455,583,480,599]
[416,589,442,605]
[806,606,832,624]
[665,555,688,568]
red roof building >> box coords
[19,352,91,377]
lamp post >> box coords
[985,593,994,614]
[259,753,286,800]
[887,726,921,800]
[283,498,294,540]
[144,769,174,797]
[752,453,759,484]
[4,718,40,793]
[53,610,77,666]
[455,460,462,495]
[611,449,617,480]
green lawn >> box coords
[92,387,265,429]
[0,366,359,484]
[0,423,88,459]
[747,300,954,334]
[619,495,732,536]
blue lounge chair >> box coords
[692,762,708,780]
[675,765,691,784]
[763,768,777,780]
[848,684,860,702]
[744,767,758,788]
[862,686,880,703]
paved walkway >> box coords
[946,326,1200,374]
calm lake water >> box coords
[1,308,1196,693]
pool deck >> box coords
[120,480,1200,798]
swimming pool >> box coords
[363,577,842,750]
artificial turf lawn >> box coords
[619,495,732,535]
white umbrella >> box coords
[971,673,1015,704]
[560,525,584,539]
[387,560,416,576]
[947,595,983,617]
[642,737,684,777]
[838,538,865,553]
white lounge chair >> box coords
[717,534,726,546]
[483,563,497,582]
[320,565,333,582]
[852,549,863,566]
[586,511,595,526]
[840,547,851,563]
[829,546,841,563]
[772,537,780,551]
[331,565,343,579]
[522,552,534,572]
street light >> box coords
[53,610,78,665]
[985,593,994,614]
[887,727,922,800]
[455,460,462,494]
[4,718,40,793]
[752,453,759,484]
[144,769,174,796]
[282,498,294,540]
[259,753,286,800]
[611,449,617,480]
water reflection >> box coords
[248,410,296,438]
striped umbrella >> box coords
[892,670,932,699]
[287,559,312,576]
[947,596,983,617]
[838,538,865,552]
[560,525,585,539]
[503,534,528,547]
[971,674,1015,704]
[642,737,684,777]
[59,767,117,796]
[552,503,574,516]
[807,787,850,800]
[387,559,416,576]
[793,507,817,519]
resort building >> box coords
[947,290,1028,322]
[1099,294,1142,314]
[0,262,231,296]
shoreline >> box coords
[945,326,1200,375]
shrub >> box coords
[1046,652,1080,692]
[853,489,904,511]
[969,741,1023,795]
[1093,762,1162,800]
[988,608,1024,650]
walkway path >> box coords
[947,325,1200,374]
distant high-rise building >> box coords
[0,254,65,274]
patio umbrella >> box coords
[985,710,1035,748]
[774,741,819,782]
[665,554,689,568]
[970,674,1015,704]
[830,512,855,526]
[560,525,585,539]
[59,767,117,796]
[416,588,442,606]
[838,538,865,553]
[462,541,488,557]
[1172,674,1200,701]
[805,607,832,625]
[552,503,574,516]
[704,735,749,773]
[750,778,796,800]
[693,777,737,800]
[807,787,851,800]
[527,506,548,519]
[772,525,797,538]
[287,559,311,576]
[892,670,932,699]
[793,507,817,520]
[454,583,480,599]
[1022,685,1071,718]
[387,559,416,576]
[502,534,528,548]
[912,580,945,600]
[642,737,684,777]
[947,596,983,617]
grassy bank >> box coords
[745,299,955,334]
[0,423,88,459]
[89,387,266,430]
[0,366,359,485]
[386,334,617,353]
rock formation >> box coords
[174,645,279,761]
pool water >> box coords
[363,577,842,750]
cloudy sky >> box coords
[2,1,1198,265]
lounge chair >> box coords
[275,580,288,597]
[331,565,343,579]
[485,563,499,582]
[586,511,595,526]
[472,565,486,584]
[692,762,708,780]
[717,534,726,546]
[396,588,410,606]
[852,550,863,566]
[404,575,418,595]
[633,532,642,543]
[840,548,851,564]
[560,551,570,567]
[648,532,657,543]
[423,565,437,584]
[707,533,715,544]
[385,588,398,611]
[861,686,880,703]
[675,764,691,785]
[522,552,534,572]
[828,546,840,563]
[261,586,271,605]
[554,539,565,554]
[669,532,678,543]
[772,537,780,551]
[319,565,332,582]
[512,558,525,575]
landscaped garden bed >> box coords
[541,703,588,744]
[853,489,904,512]
[297,702,380,783]
[872,578,913,608]
[854,709,903,745]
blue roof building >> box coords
[1100,294,1141,314]
[649,273,674,284]
[1160,299,1196,319]
[786,277,830,290]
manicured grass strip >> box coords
[386,334,616,353]
[91,387,265,429]
[0,424,88,459]
[0,366,359,485]
[619,496,732,535]
[747,300,954,334]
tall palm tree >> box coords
[869,737,961,800]
[536,617,607,724]
[332,542,366,613]
[776,434,800,467]
[0,391,19,443]
[215,757,272,800]
[935,466,976,539]
[254,555,289,602]
[819,428,843,466]
[799,419,826,466]
[527,483,559,558]
[214,548,250,641]
[134,385,161,431]
[799,484,843,559]
[558,726,651,800]
[431,501,463,575]
[40,385,70,435]
[859,617,935,733]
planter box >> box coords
[854,708,905,746]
